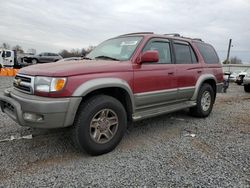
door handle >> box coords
[197,70,202,74]
[168,72,174,75]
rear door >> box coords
[194,42,224,84]
[173,40,202,101]
[133,38,177,108]
[38,53,47,62]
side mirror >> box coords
[140,50,159,64]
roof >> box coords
[117,32,204,42]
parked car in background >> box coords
[0,49,15,68]
[235,69,249,85]
[23,52,62,64]
[243,73,250,92]
[227,72,238,82]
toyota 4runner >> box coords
[0,32,224,155]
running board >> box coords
[132,101,196,121]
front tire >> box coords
[190,84,215,117]
[72,95,127,155]
[244,84,250,92]
[31,59,38,64]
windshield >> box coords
[86,36,143,61]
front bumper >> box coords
[0,88,81,129]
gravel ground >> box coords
[0,77,249,187]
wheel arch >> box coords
[31,58,39,63]
[72,78,135,123]
[191,74,217,101]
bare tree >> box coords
[12,45,24,53]
[222,56,243,64]
[27,48,36,55]
[59,47,93,58]
[86,45,95,53]
[1,42,11,49]
[230,56,242,64]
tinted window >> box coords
[174,43,192,64]
[143,40,172,64]
[195,42,219,64]
[190,47,198,63]
[6,51,11,57]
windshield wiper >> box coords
[95,55,119,61]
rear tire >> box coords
[72,95,127,155]
[244,84,250,92]
[189,84,215,117]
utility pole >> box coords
[226,39,232,64]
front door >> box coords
[133,38,177,109]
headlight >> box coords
[35,76,67,92]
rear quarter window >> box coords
[195,42,219,64]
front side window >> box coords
[143,40,172,64]
[86,36,143,61]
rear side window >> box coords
[173,42,197,64]
[195,42,219,64]
[143,40,172,64]
[174,43,192,64]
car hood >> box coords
[18,60,133,77]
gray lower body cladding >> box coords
[0,89,81,128]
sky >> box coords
[0,0,250,62]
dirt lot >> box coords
[0,77,249,187]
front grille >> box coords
[13,74,34,94]
[15,75,31,83]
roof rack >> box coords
[119,32,154,36]
[164,33,181,37]
[164,33,204,42]
[192,38,203,42]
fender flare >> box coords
[191,74,217,100]
[72,78,135,111]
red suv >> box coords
[0,32,224,155]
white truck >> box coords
[0,49,25,68]
[0,49,15,68]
